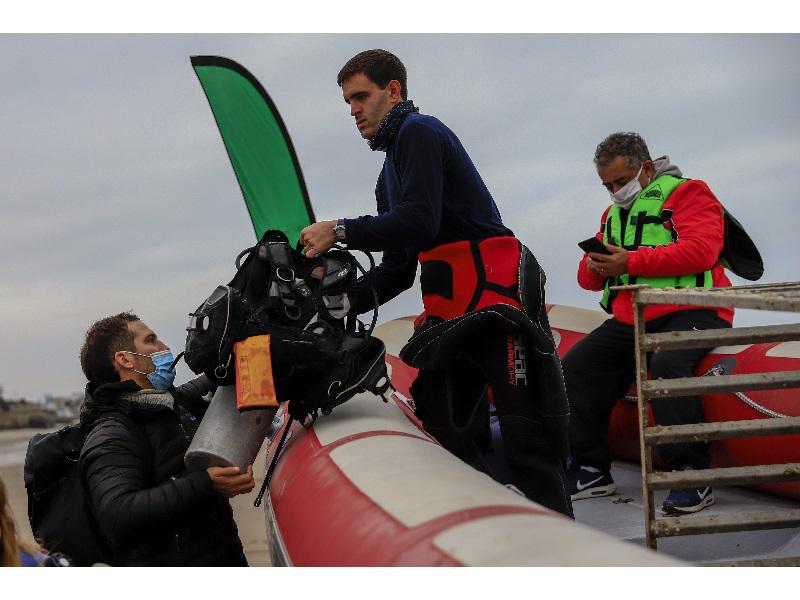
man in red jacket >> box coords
[563,132,733,516]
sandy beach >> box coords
[1,427,270,566]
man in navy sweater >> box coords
[300,50,572,516]
[300,49,512,311]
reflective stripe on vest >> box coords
[418,237,522,321]
[599,174,713,312]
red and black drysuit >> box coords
[401,237,573,517]
[343,106,572,516]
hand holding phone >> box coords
[578,237,612,255]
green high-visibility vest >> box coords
[599,174,713,313]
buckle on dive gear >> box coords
[284,304,302,320]
[327,380,342,398]
[214,354,232,380]
[276,267,294,283]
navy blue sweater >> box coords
[344,112,512,314]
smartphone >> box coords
[578,237,612,255]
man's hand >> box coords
[206,465,255,498]
[586,244,628,277]
[299,220,336,257]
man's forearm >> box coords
[343,204,440,251]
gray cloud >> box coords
[1,34,798,400]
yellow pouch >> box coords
[233,335,278,410]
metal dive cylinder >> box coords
[185,384,277,472]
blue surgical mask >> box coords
[124,349,177,390]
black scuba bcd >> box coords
[182,229,392,421]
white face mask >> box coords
[609,165,648,209]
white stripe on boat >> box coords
[546,304,610,334]
[433,513,682,566]
[712,344,752,354]
[329,435,536,528]
[374,318,414,357]
[766,341,800,359]
[313,392,428,446]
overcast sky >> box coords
[1,34,798,401]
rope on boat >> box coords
[702,364,788,419]
[621,365,788,419]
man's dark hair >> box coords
[80,312,139,385]
[337,49,408,101]
[594,132,652,169]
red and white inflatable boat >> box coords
[263,310,684,567]
[263,304,798,565]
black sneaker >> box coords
[568,464,617,500]
[662,488,715,515]
[661,465,715,515]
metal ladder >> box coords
[623,282,800,562]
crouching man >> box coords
[78,312,254,566]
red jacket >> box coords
[578,179,734,325]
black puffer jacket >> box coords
[78,377,248,566]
